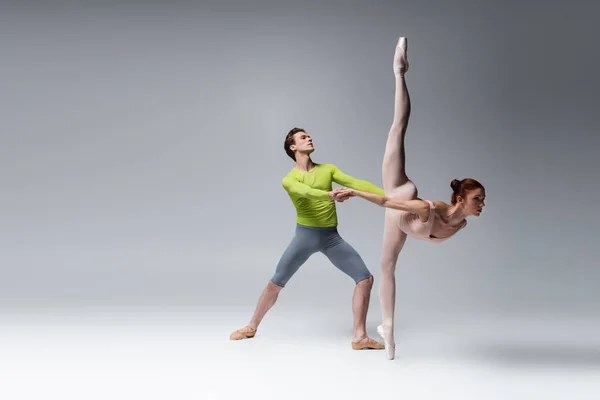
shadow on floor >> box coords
[459,341,600,370]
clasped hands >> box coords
[328,187,355,202]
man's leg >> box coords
[322,231,384,349]
[232,281,282,337]
[352,276,375,342]
[230,227,318,340]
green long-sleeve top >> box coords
[281,163,385,228]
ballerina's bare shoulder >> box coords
[429,201,467,239]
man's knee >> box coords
[356,275,374,288]
[267,280,284,293]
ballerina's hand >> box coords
[335,188,355,201]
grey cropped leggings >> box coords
[270,224,373,287]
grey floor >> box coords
[0,309,598,400]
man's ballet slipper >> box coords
[351,337,385,350]
[229,327,257,340]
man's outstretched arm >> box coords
[330,165,385,196]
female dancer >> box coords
[336,37,486,360]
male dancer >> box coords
[230,127,385,350]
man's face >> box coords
[290,131,314,155]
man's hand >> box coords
[328,188,345,202]
[329,187,355,202]
[335,188,355,202]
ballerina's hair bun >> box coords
[450,179,461,193]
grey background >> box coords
[1,0,598,319]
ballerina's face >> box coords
[462,188,486,216]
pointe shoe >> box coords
[393,37,409,76]
[351,337,385,350]
[230,326,257,340]
[377,324,396,360]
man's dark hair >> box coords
[284,127,305,161]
